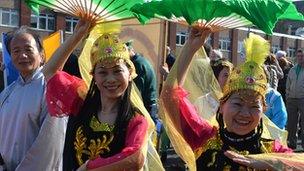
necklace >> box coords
[223,130,258,143]
[99,109,118,115]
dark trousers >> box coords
[286,98,304,148]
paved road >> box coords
[162,148,187,171]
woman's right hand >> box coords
[42,15,95,80]
[71,16,95,43]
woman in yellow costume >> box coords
[42,16,163,171]
[160,26,293,170]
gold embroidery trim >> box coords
[260,140,275,153]
[90,115,115,132]
[200,131,223,154]
[74,126,87,165]
[74,126,114,165]
[196,130,276,170]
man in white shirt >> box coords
[0,26,67,171]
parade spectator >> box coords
[278,56,293,103]
[204,43,212,59]
[263,67,287,129]
[126,40,159,123]
[165,46,176,71]
[264,53,283,89]
[275,50,287,59]
[286,49,304,149]
[209,49,223,61]
[0,26,66,170]
[0,43,4,92]
[210,58,233,90]
[160,46,175,80]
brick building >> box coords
[0,0,304,66]
[0,0,168,88]
[170,1,304,65]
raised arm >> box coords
[177,27,211,86]
[160,27,216,151]
[42,18,93,80]
[273,57,284,79]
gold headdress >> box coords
[78,23,164,171]
[90,33,137,78]
[222,33,269,98]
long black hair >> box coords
[63,77,138,170]
[77,78,136,145]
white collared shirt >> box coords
[0,68,67,171]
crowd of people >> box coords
[0,14,304,171]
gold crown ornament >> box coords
[222,33,269,98]
[90,33,137,78]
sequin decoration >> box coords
[90,115,115,132]
[245,76,256,84]
[105,47,113,54]
[197,130,277,170]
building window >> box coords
[219,38,231,51]
[65,17,78,33]
[271,45,280,54]
[237,41,244,53]
[30,13,55,31]
[287,47,295,58]
[176,32,188,46]
[0,8,19,27]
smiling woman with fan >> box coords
[41,14,163,170]
[159,26,294,170]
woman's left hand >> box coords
[224,151,274,170]
[186,26,212,54]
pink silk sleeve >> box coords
[174,86,217,150]
[87,114,148,170]
[46,71,87,117]
[272,139,293,153]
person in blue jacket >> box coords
[264,68,287,129]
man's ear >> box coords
[40,51,46,65]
